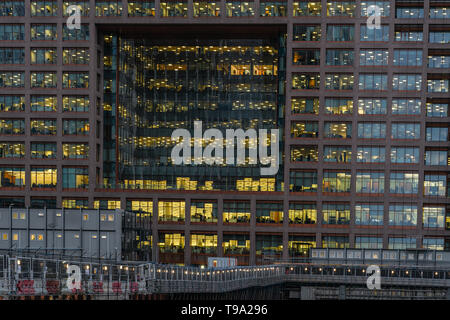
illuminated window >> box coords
[357,146,385,163]
[389,237,416,249]
[260,1,286,17]
[326,49,353,66]
[324,122,352,138]
[0,0,25,16]
[291,121,318,138]
[389,204,417,226]
[158,200,185,222]
[31,96,57,112]
[360,25,389,41]
[0,167,24,187]
[323,171,351,193]
[293,49,320,65]
[62,198,89,209]
[358,122,386,139]
[256,202,283,224]
[63,143,89,159]
[291,97,319,114]
[63,1,90,16]
[30,167,57,188]
[191,233,217,254]
[94,199,120,209]
[193,1,220,17]
[425,150,448,166]
[427,77,449,93]
[158,232,185,253]
[293,73,320,90]
[393,49,422,66]
[289,203,316,224]
[291,146,318,162]
[290,170,317,192]
[325,73,353,90]
[31,72,56,88]
[293,25,321,41]
[358,98,386,115]
[293,1,321,16]
[190,200,217,223]
[30,119,56,135]
[429,31,450,44]
[31,24,56,40]
[356,172,384,194]
[223,234,250,255]
[396,6,423,18]
[359,73,387,90]
[391,123,420,140]
[0,72,24,88]
[323,203,350,224]
[359,49,388,66]
[31,142,56,159]
[31,0,57,16]
[0,95,24,112]
[0,142,24,158]
[426,102,448,117]
[423,207,445,228]
[390,147,419,164]
[256,235,282,256]
[160,0,187,17]
[392,98,421,115]
[428,54,450,69]
[355,237,382,249]
[327,25,354,41]
[62,167,89,189]
[223,201,250,224]
[424,174,446,197]
[63,119,90,135]
[225,0,254,16]
[0,48,24,64]
[355,203,383,225]
[63,96,89,112]
[63,48,89,65]
[322,235,349,248]
[63,72,89,89]
[63,24,89,40]
[128,0,155,16]
[323,146,351,163]
[426,126,448,142]
[389,172,419,194]
[0,119,24,135]
[96,0,122,16]
[395,25,423,42]
[327,1,355,16]
[423,238,444,250]
[430,7,449,19]
[289,235,315,257]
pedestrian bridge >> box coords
[1,252,450,299]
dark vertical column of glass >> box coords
[102,35,118,187]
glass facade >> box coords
[114,35,284,192]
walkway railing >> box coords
[1,254,450,298]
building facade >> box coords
[0,0,449,266]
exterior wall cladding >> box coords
[0,0,449,266]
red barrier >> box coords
[46,280,60,294]
[17,280,35,295]
[130,282,139,293]
[92,281,104,293]
[112,282,122,294]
